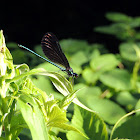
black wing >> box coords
[41,32,70,69]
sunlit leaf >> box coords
[99,69,132,91]
[82,68,102,84]
[78,94,126,124]
[70,51,88,66]
[119,42,140,62]
[18,94,49,140]
[115,91,137,107]
[90,54,119,71]
[67,105,108,140]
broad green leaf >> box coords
[89,48,100,60]
[67,105,108,140]
[69,62,82,75]
[94,23,134,40]
[10,112,27,139]
[54,123,88,138]
[82,68,102,84]
[115,91,137,107]
[18,94,49,140]
[129,17,140,28]
[112,115,140,140]
[32,76,53,94]
[46,103,68,127]
[75,85,102,98]
[83,54,120,84]
[99,69,132,91]
[119,42,140,61]
[60,39,89,54]
[106,12,132,22]
[70,51,88,67]
[90,54,119,71]
[78,95,126,124]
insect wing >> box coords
[41,32,70,68]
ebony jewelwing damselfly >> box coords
[18,32,78,78]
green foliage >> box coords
[0,31,108,140]
[67,105,108,140]
[2,12,140,140]
[94,12,140,41]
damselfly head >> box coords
[73,73,78,78]
[66,67,78,78]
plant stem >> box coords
[110,109,140,140]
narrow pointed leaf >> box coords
[18,94,49,140]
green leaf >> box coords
[18,94,49,140]
[39,71,73,96]
[90,54,120,71]
[15,64,29,74]
[6,68,45,83]
[39,71,93,112]
[67,105,108,140]
[10,112,27,139]
[94,25,118,35]
[105,12,132,22]
[99,69,132,91]
[78,95,126,124]
[119,42,140,62]
[89,48,100,60]
[82,68,102,84]
[115,91,137,107]
[129,17,140,28]
[46,102,68,127]
[32,76,53,94]
[55,123,88,138]
[70,51,88,67]
[112,115,140,140]
[75,85,102,98]
[60,39,89,54]
[94,23,134,40]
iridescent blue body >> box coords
[18,32,78,78]
[18,44,65,70]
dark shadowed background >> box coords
[1,1,140,53]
